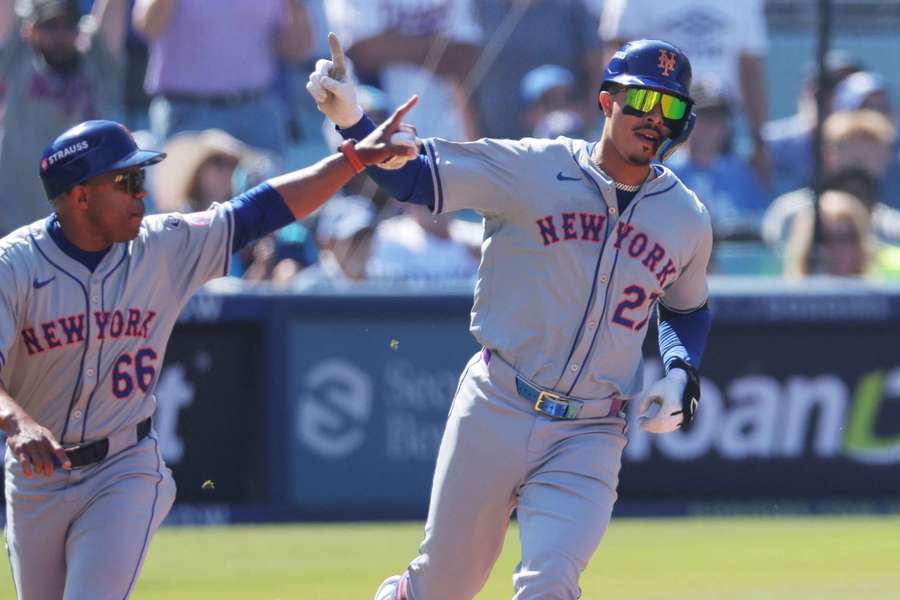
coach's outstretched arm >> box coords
[270,96,418,219]
[223,96,419,253]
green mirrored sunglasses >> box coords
[622,88,689,120]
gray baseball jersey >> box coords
[391,136,712,599]
[1,204,234,599]
[425,135,711,398]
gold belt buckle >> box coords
[534,389,563,412]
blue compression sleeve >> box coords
[229,183,295,252]
[339,115,436,208]
[657,302,711,370]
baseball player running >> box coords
[308,37,712,599]
[0,100,418,599]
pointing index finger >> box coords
[386,95,419,129]
[328,32,346,81]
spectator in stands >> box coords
[829,70,900,210]
[234,153,318,283]
[763,110,900,249]
[133,0,313,156]
[119,0,152,130]
[368,201,480,285]
[600,0,769,181]
[151,128,258,213]
[292,194,377,291]
[667,78,769,240]
[148,128,316,281]
[325,0,482,140]
[240,227,317,285]
[784,190,875,278]
[532,108,587,140]
[832,70,892,116]
[519,64,578,136]
[762,50,863,197]
[472,0,604,139]
[0,0,128,236]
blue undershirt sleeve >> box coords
[229,183,295,252]
[338,115,436,208]
[657,302,711,370]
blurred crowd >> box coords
[3,0,900,287]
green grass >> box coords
[2,517,899,599]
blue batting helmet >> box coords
[601,39,693,102]
[601,39,696,160]
[39,120,166,200]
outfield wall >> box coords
[141,278,900,521]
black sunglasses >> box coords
[112,169,146,195]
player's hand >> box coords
[354,96,420,166]
[637,368,693,434]
[5,414,71,477]
[380,123,421,170]
[306,32,364,128]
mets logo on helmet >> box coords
[658,49,676,76]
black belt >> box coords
[161,89,266,107]
[66,417,152,469]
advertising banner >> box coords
[154,322,268,503]
[277,291,900,517]
[285,311,478,518]
[621,321,900,505]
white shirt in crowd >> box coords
[600,0,767,105]
[326,0,483,141]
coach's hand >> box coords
[306,33,364,128]
[637,363,700,434]
[5,413,70,477]
[354,96,420,166]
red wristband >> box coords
[339,140,365,173]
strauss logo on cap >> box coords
[44,140,90,169]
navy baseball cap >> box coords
[602,39,693,101]
[39,120,166,200]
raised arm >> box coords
[740,53,769,182]
[0,0,16,46]
[226,97,421,253]
[92,0,129,58]
[347,34,478,83]
[277,0,314,63]
[132,0,178,41]
[269,96,419,219]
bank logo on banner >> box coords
[844,368,900,464]
[296,358,373,459]
[626,364,900,464]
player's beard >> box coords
[623,144,658,166]
[625,126,664,165]
[38,45,81,76]
[623,149,653,166]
